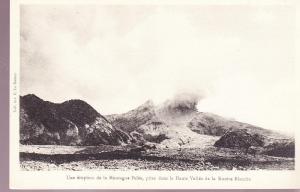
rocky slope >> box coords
[20,94,132,145]
[107,94,292,150]
[106,95,206,148]
[106,100,156,134]
[187,112,286,140]
[214,129,265,149]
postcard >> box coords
[10,0,300,189]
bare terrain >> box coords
[20,143,294,171]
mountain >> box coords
[106,100,156,134]
[20,94,132,146]
[20,93,292,152]
[106,95,212,147]
[107,95,292,148]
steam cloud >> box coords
[160,92,204,115]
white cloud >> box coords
[21,5,295,134]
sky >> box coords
[20,4,296,134]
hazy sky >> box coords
[20,4,295,134]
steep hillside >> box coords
[20,94,132,145]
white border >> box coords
[10,0,300,189]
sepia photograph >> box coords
[10,0,300,189]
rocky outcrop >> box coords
[214,129,265,149]
[214,129,295,158]
[20,94,132,145]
